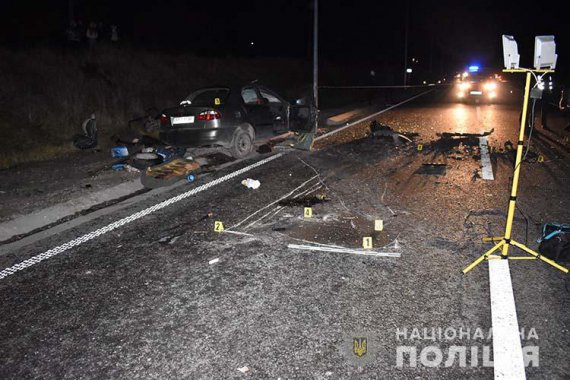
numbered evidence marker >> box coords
[304,207,313,218]
[374,219,384,231]
[362,237,373,249]
[538,155,544,163]
[565,136,569,143]
[214,97,221,105]
[417,144,423,151]
[214,221,224,232]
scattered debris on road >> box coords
[287,243,401,258]
[140,158,201,188]
[278,193,328,207]
[417,163,447,175]
[369,120,412,144]
[241,178,261,189]
[237,366,250,373]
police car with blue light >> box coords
[455,65,502,103]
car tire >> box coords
[229,127,254,159]
[131,152,163,170]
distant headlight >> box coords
[459,82,471,91]
[484,82,497,91]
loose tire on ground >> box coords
[131,152,163,170]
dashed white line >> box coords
[479,136,494,180]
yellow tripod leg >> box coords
[463,240,505,274]
[510,240,569,273]
[482,237,503,242]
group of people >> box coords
[65,21,119,51]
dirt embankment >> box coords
[0,46,313,169]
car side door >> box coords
[241,86,274,138]
[258,87,289,135]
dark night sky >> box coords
[1,0,567,78]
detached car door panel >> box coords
[289,103,317,134]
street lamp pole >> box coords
[313,0,319,109]
[403,0,409,86]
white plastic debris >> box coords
[237,366,250,373]
[209,258,220,265]
[241,178,260,189]
[123,164,140,173]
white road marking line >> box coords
[479,136,494,180]
[488,258,526,379]
[0,153,283,280]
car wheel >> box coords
[229,128,254,159]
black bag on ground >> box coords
[538,223,570,262]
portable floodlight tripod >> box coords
[463,68,569,274]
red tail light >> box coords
[197,110,221,121]
[159,114,169,124]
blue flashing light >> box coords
[468,65,480,73]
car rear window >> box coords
[184,88,230,106]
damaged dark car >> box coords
[158,84,315,158]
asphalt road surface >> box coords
[1,89,569,379]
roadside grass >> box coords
[0,45,311,169]
[0,145,76,169]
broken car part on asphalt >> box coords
[287,243,401,258]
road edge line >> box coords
[488,258,526,379]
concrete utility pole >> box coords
[68,0,74,25]
[313,0,319,109]
[403,0,409,86]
